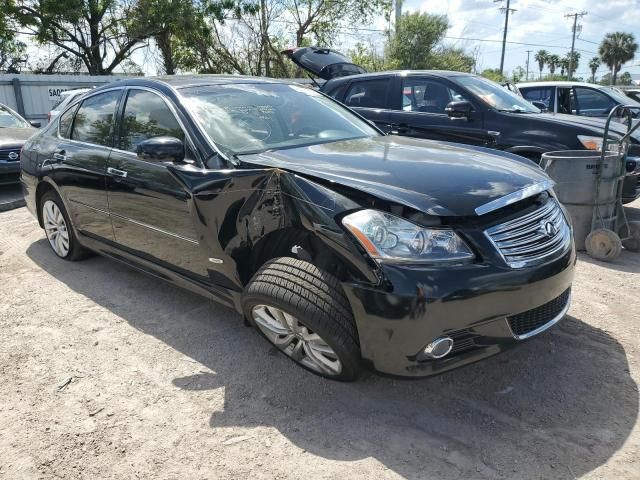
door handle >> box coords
[107,167,128,178]
[52,152,66,162]
[389,123,409,135]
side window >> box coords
[325,83,348,101]
[522,87,554,110]
[119,89,185,154]
[574,87,616,116]
[399,78,468,114]
[70,90,121,146]
[58,106,77,139]
[344,79,390,109]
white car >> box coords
[48,88,90,123]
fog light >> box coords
[423,337,454,359]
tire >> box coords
[40,190,91,261]
[585,228,622,261]
[242,257,362,381]
[620,221,640,252]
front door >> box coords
[52,89,122,241]
[106,88,208,280]
[388,76,495,147]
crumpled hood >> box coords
[0,127,36,148]
[240,135,550,217]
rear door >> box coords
[388,76,495,146]
[106,87,209,280]
[51,88,122,241]
[341,77,393,132]
[572,86,617,117]
[521,86,555,112]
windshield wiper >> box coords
[496,108,536,114]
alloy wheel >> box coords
[43,200,70,257]
[251,304,343,376]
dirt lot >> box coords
[0,203,639,480]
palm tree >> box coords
[565,51,580,78]
[588,57,601,83]
[534,49,548,79]
[599,32,638,85]
[559,58,570,78]
[547,54,560,76]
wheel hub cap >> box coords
[43,200,70,257]
[251,305,343,376]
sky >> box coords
[398,0,640,80]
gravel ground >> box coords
[0,204,639,480]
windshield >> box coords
[601,86,640,107]
[457,76,541,113]
[0,104,29,128]
[180,83,378,155]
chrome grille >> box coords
[485,198,571,268]
[0,148,20,162]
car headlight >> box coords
[341,209,474,263]
[577,135,622,152]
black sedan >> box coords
[1,103,38,185]
[20,76,575,380]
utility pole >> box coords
[525,50,532,81]
[395,0,403,32]
[496,0,517,77]
[565,11,587,79]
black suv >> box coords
[284,47,640,203]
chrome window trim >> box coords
[509,291,571,340]
[474,179,555,216]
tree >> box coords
[599,32,638,85]
[511,66,525,83]
[348,42,385,72]
[480,68,503,82]
[283,0,389,48]
[0,0,27,72]
[565,51,580,79]
[534,49,548,79]
[385,12,474,72]
[619,71,633,85]
[547,54,560,75]
[588,57,601,83]
[9,0,156,75]
[559,57,569,77]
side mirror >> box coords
[136,136,185,163]
[531,101,547,111]
[445,100,473,119]
[30,121,41,128]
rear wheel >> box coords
[40,190,90,261]
[243,257,362,381]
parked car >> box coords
[48,88,90,123]
[517,81,640,118]
[0,102,38,185]
[282,47,640,204]
[21,76,575,380]
[622,88,640,103]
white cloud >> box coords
[403,0,640,80]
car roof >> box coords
[517,81,607,89]
[125,75,296,89]
[62,88,90,96]
[325,70,476,83]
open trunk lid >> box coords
[281,47,366,80]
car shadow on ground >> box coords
[27,239,638,480]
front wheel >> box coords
[242,257,362,381]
